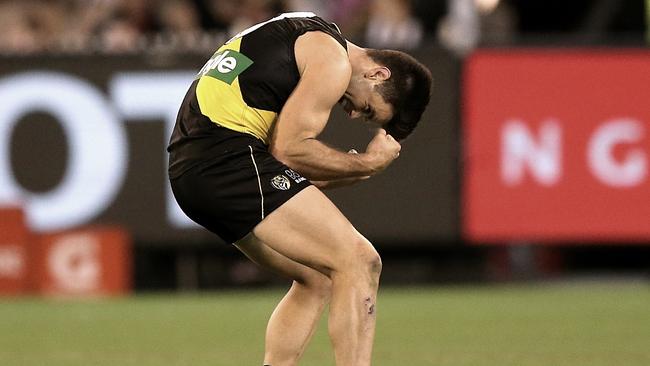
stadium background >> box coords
[0,1,648,365]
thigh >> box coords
[235,233,327,284]
[251,185,377,276]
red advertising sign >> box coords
[31,227,132,296]
[0,207,30,295]
[463,50,650,243]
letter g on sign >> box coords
[588,118,646,187]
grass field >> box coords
[1,282,649,366]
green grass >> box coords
[1,283,649,365]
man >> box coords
[168,12,432,366]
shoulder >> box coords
[294,31,350,79]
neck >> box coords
[346,41,371,76]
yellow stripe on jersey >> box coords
[196,37,277,143]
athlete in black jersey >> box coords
[168,12,432,366]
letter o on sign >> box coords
[0,72,127,231]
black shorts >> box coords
[169,128,311,243]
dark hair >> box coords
[366,49,432,141]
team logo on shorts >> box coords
[271,175,291,190]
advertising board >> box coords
[464,50,650,242]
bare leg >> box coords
[236,235,332,366]
[266,281,328,364]
[328,256,380,366]
[250,186,382,366]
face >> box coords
[338,69,393,127]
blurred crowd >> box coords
[0,0,644,55]
[0,0,516,55]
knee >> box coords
[363,246,382,278]
[348,238,383,279]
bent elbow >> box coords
[269,144,290,163]
[270,137,314,172]
[270,144,303,170]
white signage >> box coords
[501,118,647,187]
[0,71,196,232]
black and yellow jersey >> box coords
[168,12,347,178]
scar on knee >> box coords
[364,297,375,315]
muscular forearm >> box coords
[272,138,379,181]
[311,175,370,190]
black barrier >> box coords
[0,48,460,246]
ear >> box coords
[365,66,391,81]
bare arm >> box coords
[311,176,370,190]
[311,149,369,189]
[269,32,400,181]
